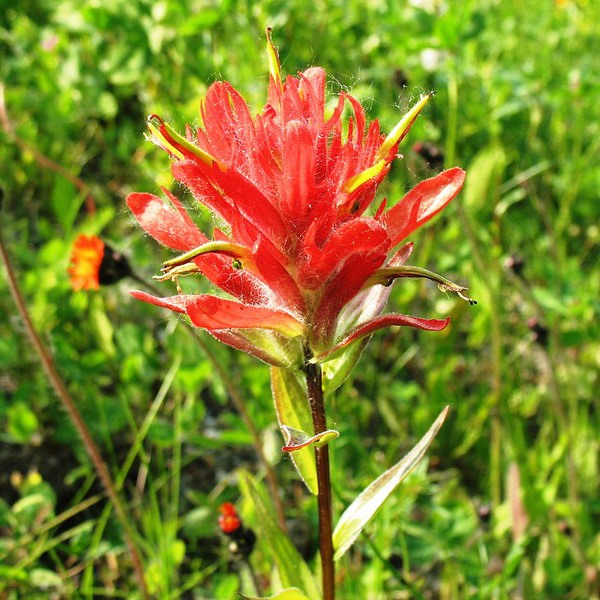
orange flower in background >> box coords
[68,234,132,291]
[68,235,104,291]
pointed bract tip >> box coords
[147,114,164,126]
[148,116,226,170]
[376,93,432,162]
[266,27,282,90]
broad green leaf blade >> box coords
[241,475,321,599]
[239,588,310,600]
[270,368,318,494]
[333,406,450,560]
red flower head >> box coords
[127,30,470,369]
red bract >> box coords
[127,31,466,368]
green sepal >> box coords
[162,241,253,270]
[147,114,226,170]
[362,265,476,305]
[376,94,431,160]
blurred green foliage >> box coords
[0,0,598,598]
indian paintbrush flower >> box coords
[127,30,470,371]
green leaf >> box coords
[240,475,321,599]
[50,175,82,234]
[270,368,318,494]
[333,406,450,560]
[321,339,366,396]
[7,402,39,443]
[12,493,54,526]
[181,506,213,539]
[239,589,310,600]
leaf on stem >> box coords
[332,406,450,560]
[270,368,318,494]
[240,475,321,599]
[280,425,339,452]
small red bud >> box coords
[218,502,241,534]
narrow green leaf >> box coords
[50,175,81,234]
[240,475,321,599]
[333,406,450,560]
[464,144,506,210]
[239,588,310,600]
[270,368,318,494]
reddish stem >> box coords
[304,348,335,600]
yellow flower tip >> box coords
[266,27,283,91]
[376,93,432,161]
[147,114,226,171]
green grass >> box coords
[1,0,598,598]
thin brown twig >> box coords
[0,227,147,598]
[0,82,96,215]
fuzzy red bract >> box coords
[127,34,465,367]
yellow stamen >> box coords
[153,263,201,282]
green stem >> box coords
[446,66,503,507]
[304,347,335,600]
[455,201,503,507]
[510,272,583,552]
[0,229,148,598]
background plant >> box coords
[0,0,598,598]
